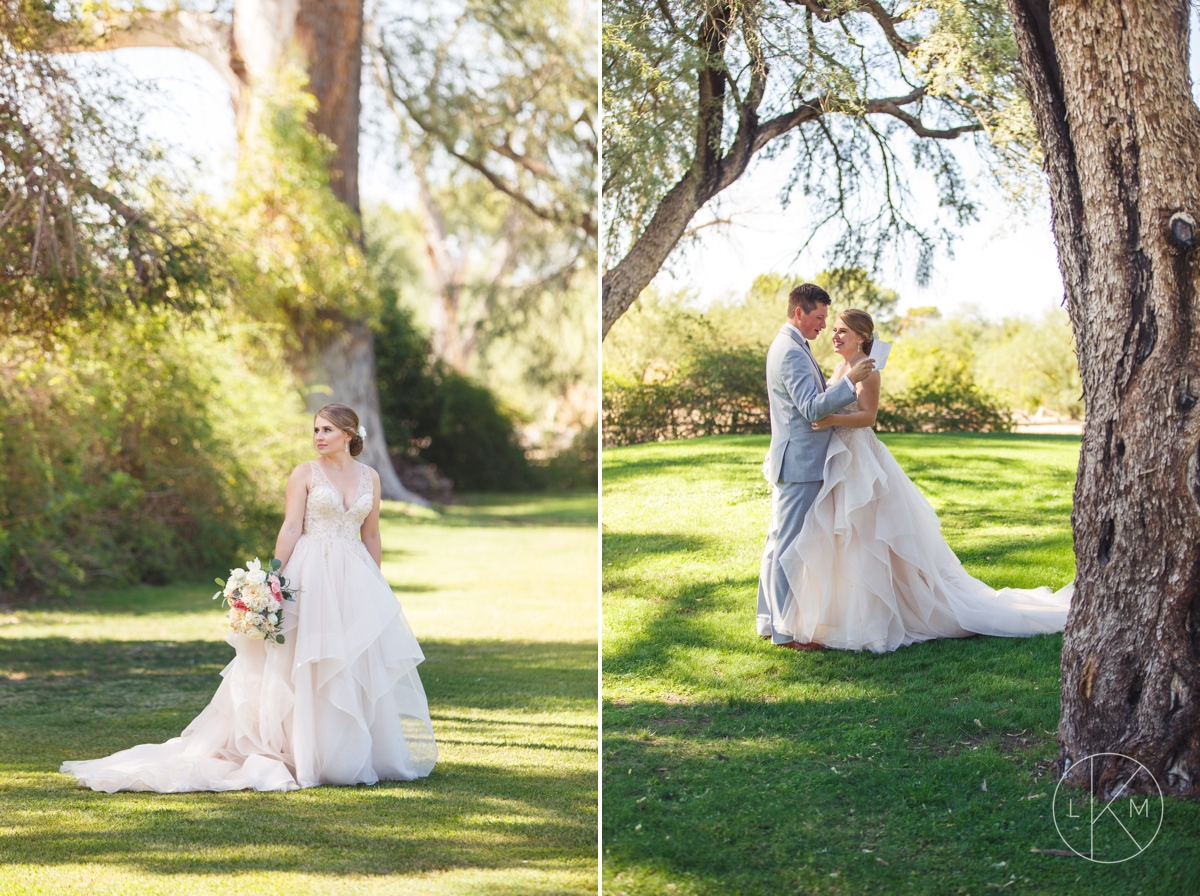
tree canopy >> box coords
[0,0,214,337]
[601,0,1038,335]
[370,0,596,249]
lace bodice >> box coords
[828,372,876,446]
[829,373,860,414]
[303,461,373,541]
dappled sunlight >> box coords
[0,492,597,894]
[601,434,1200,892]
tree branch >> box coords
[866,92,983,138]
[67,10,241,103]
[788,0,916,56]
[372,47,595,240]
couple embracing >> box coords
[757,284,1072,654]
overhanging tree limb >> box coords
[603,0,1022,337]
[69,10,242,111]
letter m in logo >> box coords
[1130,798,1149,818]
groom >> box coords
[757,283,875,649]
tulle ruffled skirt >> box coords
[60,534,437,792]
[777,428,1072,653]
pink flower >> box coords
[269,576,282,598]
[233,599,248,611]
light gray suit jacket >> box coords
[765,323,857,484]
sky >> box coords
[104,47,1062,322]
[71,46,413,210]
[77,19,1200,323]
[649,146,1066,321]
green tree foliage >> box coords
[224,73,378,348]
[0,0,215,337]
[371,0,597,246]
[601,0,1040,331]
[976,309,1082,418]
[368,0,598,448]
[366,201,596,488]
[883,307,1081,417]
[0,313,310,597]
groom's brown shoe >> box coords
[778,640,825,651]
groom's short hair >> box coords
[788,283,832,317]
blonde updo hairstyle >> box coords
[837,309,875,355]
[315,403,364,457]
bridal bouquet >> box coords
[213,558,297,644]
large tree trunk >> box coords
[78,0,422,502]
[305,321,427,504]
[602,174,704,338]
[1009,0,1200,797]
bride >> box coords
[776,310,1072,653]
[61,404,437,791]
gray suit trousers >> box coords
[757,480,822,644]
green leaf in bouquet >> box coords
[270,558,282,570]
[215,577,225,587]
[276,635,285,644]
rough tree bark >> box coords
[1009,0,1200,797]
[77,1,424,503]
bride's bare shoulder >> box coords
[288,462,315,488]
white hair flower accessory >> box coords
[356,424,367,440]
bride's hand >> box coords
[811,416,834,431]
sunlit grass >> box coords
[603,434,1200,895]
[0,492,598,895]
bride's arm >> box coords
[360,468,384,568]
[273,464,311,567]
[812,373,881,430]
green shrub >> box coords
[604,336,1011,445]
[0,313,309,599]
[419,371,543,492]
[374,301,541,492]
[877,376,1013,433]
[539,424,599,490]
[603,344,768,447]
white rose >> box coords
[268,613,278,625]
[230,568,247,585]
[247,628,266,640]
[223,579,239,598]
[246,569,267,585]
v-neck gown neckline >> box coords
[60,460,437,792]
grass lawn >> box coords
[602,434,1200,895]
[0,492,598,896]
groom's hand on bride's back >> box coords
[847,357,876,384]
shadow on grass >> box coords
[603,533,712,567]
[605,603,1200,894]
[603,568,1200,895]
[0,636,597,878]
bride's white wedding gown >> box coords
[61,461,437,792]
[777,394,1073,653]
